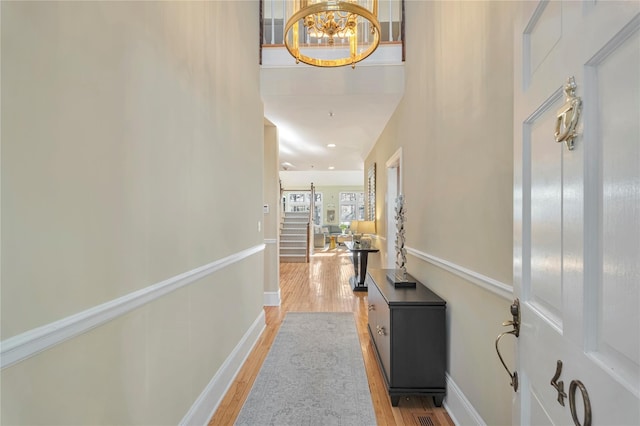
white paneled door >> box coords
[514,1,639,425]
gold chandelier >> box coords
[284,0,381,68]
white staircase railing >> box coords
[260,0,404,46]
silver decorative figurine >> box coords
[389,194,415,287]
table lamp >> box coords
[350,220,360,241]
[357,220,376,248]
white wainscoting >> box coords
[179,310,266,426]
[406,246,512,300]
[444,373,487,426]
[385,244,510,425]
[1,244,266,369]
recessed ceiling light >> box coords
[328,166,335,170]
[328,111,334,118]
[327,143,336,148]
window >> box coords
[339,192,365,223]
[313,192,323,225]
[283,191,323,225]
[287,193,308,213]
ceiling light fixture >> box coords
[328,166,335,170]
[284,0,381,68]
[327,143,337,148]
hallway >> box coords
[210,247,454,425]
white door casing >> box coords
[386,148,402,269]
[514,1,639,425]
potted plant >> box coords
[339,223,347,234]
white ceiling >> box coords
[261,45,405,183]
[279,170,365,188]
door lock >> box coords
[503,298,521,337]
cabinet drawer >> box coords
[367,277,391,380]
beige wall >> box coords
[1,1,264,424]
[365,1,516,424]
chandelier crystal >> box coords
[284,0,381,68]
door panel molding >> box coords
[523,87,565,329]
[523,0,562,88]
[584,19,640,395]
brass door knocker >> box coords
[495,299,520,391]
[555,76,582,151]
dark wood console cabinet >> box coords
[366,268,447,407]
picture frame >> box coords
[327,209,336,222]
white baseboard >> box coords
[264,290,281,306]
[180,309,266,426]
[444,373,486,426]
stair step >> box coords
[281,241,307,247]
[281,235,307,240]
[281,241,306,246]
[281,229,307,234]
[280,212,309,263]
[280,247,306,253]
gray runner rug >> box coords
[234,312,376,426]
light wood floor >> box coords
[209,246,454,426]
